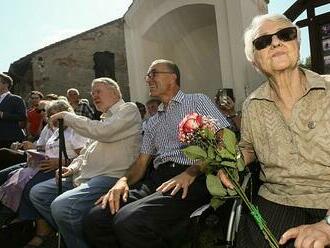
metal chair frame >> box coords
[190,172,252,248]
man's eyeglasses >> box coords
[145,71,174,80]
[253,27,297,51]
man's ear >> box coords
[171,73,178,84]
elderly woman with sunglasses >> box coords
[219,13,330,248]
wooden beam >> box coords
[310,0,330,8]
[284,0,330,21]
[296,12,330,27]
[284,0,309,21]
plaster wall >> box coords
[124,0,267,108]
[31,20,129,100]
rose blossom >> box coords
[179,113,202,134]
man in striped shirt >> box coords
[84,59,229,248]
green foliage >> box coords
[182,145,207,160]
[222,128,237,155]
[182,128,246,209]
[217,148,235,160]
[207,146,215,160]
[220,160,236,169]
[210,196,226,210]
[203,128,216,140]
[206,174,227,197]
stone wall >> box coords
[30,19,129,101]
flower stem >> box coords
[224,168,279,248]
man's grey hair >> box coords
[150,59,181,86]
[244,13,301,63]
[92,77,122,99]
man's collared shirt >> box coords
[64,99,142,186]
[239,68,330,209]
[141,90,229,168]
[0,91,10,105]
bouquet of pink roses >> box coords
[179,113,279,248]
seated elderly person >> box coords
[219,13,330,248]
[0,99,87,247]
[82,59,229,248]
[29,77,141,248]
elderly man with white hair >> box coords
[29,77,142,248]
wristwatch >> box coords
[324,215,330,225]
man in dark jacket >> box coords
[0,73,27,148]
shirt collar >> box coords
[0,91,10,103]
[250,68,327,101]
[158,90,185,112]
[100,99,125,119]
[0,91,10,98]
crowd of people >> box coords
[0,13,329,248]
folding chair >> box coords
[189,172,252,248]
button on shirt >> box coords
[141,90,229,168]
[239,68,330,209]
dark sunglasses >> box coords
[253,27,297,50]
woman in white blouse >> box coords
[0,99,88,247]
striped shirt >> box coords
[74,100,94,119]
[141,90,229,168]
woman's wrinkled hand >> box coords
[280,221,330,248]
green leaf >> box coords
[215,155,222,162]
[182,145,207,160]
[207,146,215,159]
[217,148,235,160]
[237,156,245,172]
[204,128,216,140]
[210,196,226,210]
[227,188,237,196]
[206,174,227,197]
[220,160,236,168]
[223,128,237,155]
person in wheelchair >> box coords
[219,13,330,248]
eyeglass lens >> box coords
[253,27,297,50]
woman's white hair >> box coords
[46,99,74,116]
[92,77,122,99]
[244,13,301,63]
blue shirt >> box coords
[141,90,229,168]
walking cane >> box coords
[57,119,69,248]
